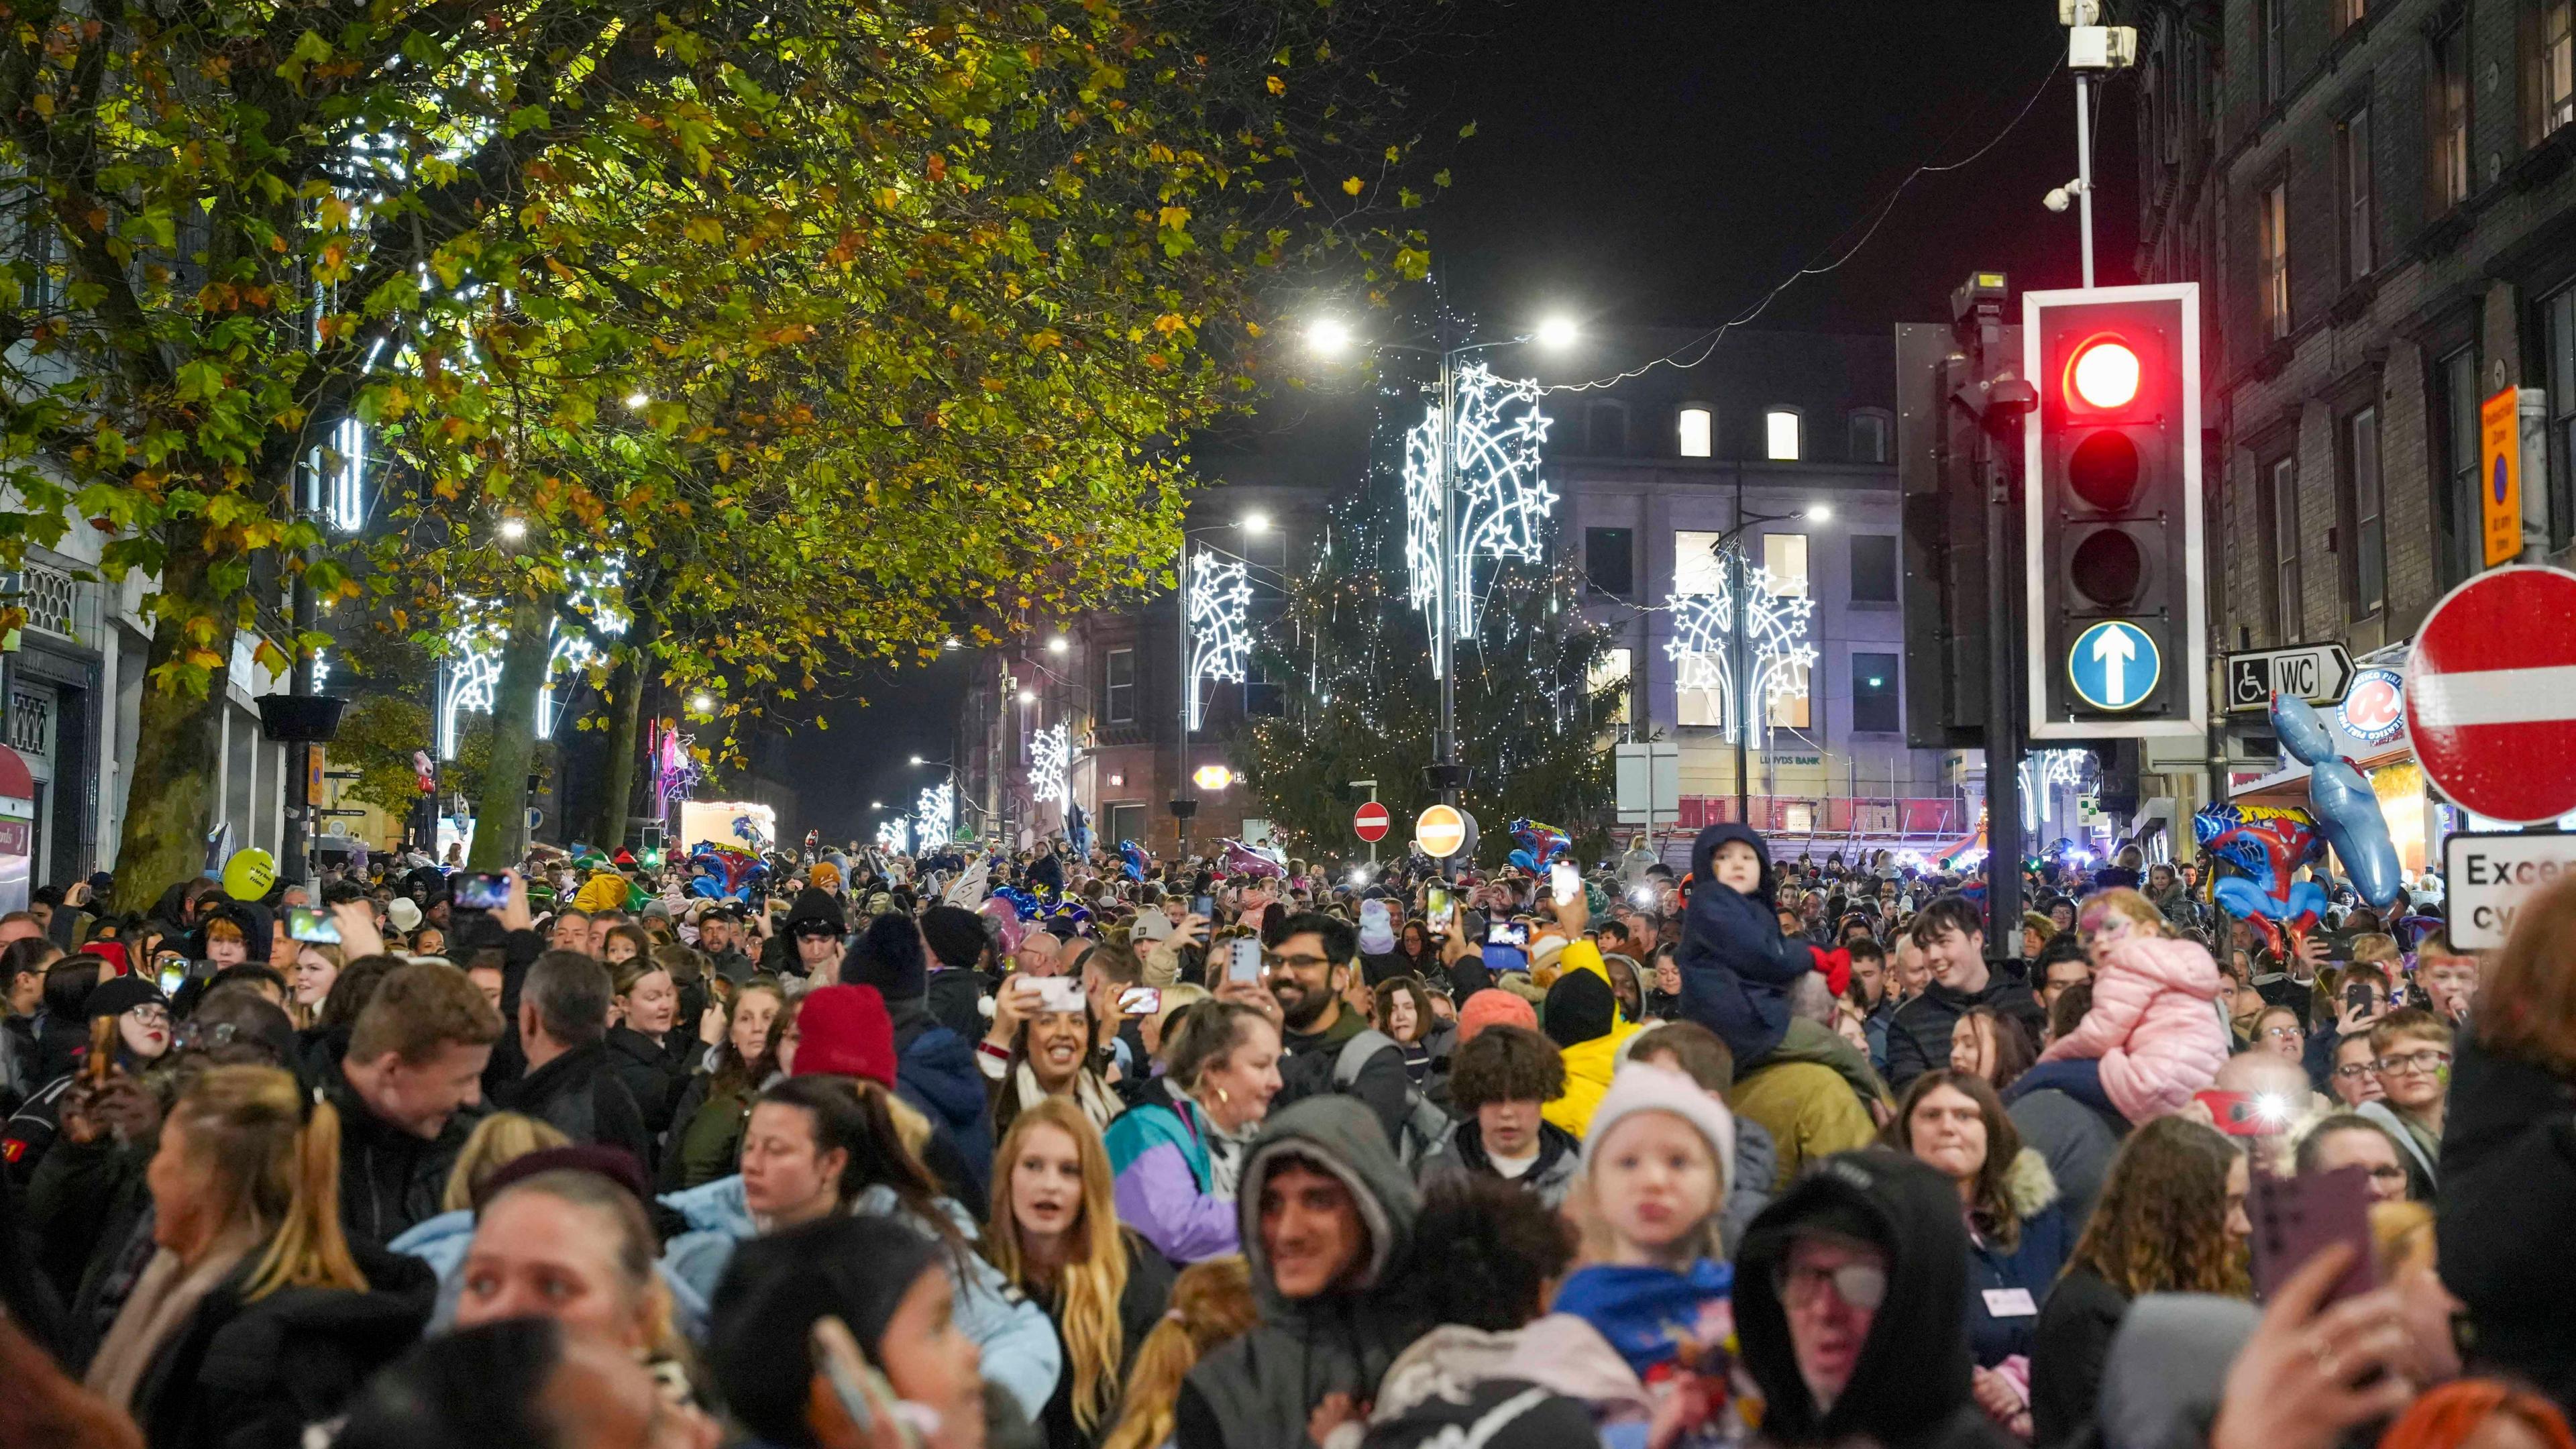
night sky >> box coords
[797,0,2141,843]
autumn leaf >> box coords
[1341,176,1363,196]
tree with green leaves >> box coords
[0,0,1442,896]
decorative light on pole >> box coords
[875,816,910,853]
[437,559,629,759]
[1028,722,1071,814]
[914,780,955,850]
[1664,559,1818,745]
[2019,748,2092,834]
[1401,363,1557,667]
[1183,551,1252,731]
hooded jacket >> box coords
[2435,1028,2576,1404]
[1678,824,1816,1069]
[1541,939,1643,1140]
[884,996,996,1212]
[1735,1150,2015,1449]
[1177,1095,1428,1449]
[2035,936,2230,1121]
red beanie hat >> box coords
[1456,987,1538,1043]
[791,985,898,1089]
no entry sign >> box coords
[2407,566,2576,825]
[1353,801,1391,843]
[1415,804,1466,858]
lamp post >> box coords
[1307,313,1577,810]
[1705,498,1832,826]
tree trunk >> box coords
[465,597,553,869]
[580,631,649,849]
[111,547,229,910]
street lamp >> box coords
[689,692,714,714]
[1046,637,1069,655]
[497,517,527,543]
[1016,688,1035,704]
[908,755,925,765]
[1242,511,1271,534]
[1307,311,1578,815]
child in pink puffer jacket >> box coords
[2034,898,2231,1121]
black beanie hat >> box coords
[917,905,989,971]
[781,886,845,938]
[843,913,928,1002]
[1542,968,1615,1049]
[85,974,168,1022]
[710,1216,944,1448]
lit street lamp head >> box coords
[497,517,527,542]
[1307,317,1354,358]
[689,693,714,713]
[909,755,925,765]
[1016,688,1035,703]
[1242,511,1271,533]
[1805,504,1833,522]
[1046,637,1069,654]
[1534,316,1579,350]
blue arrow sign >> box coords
[2068,620,2161,712]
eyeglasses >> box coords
[126,1005,170,1028]
[2259,1025,2304,1042]
[1776,1259,1888,1313]
[2331,1061,2378,1079]
[1262,952,1332,973]
[2375,1049,2452,1076]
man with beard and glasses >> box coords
[1252,912,1422,1156]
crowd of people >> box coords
[0,822,2570,1449]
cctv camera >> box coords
[2043,188,2072,213]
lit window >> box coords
[2259,184,2290,340]
[1762,533,1810,597]
[1673,531,1729,597]
[1590,648,1631,726]
[2548,1,2574,135]
[1678,406,1713,459]
[1765,409,1802,462]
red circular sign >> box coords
[1352,802,1391,842]
[2406,566,2576,825]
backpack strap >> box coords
[1334,1028,1399,1088]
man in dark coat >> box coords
[490,951,651,1171]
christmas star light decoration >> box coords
[1028,721,1071,813]
[437,559,629,759]
[914,781,955,851]
[1186,550,1252,731]
[1664,559,1817,745]
[1403,364,1557,673]
[876,816,911,854]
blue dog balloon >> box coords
[1118,840,1150,883]
[2271,692,2405,911]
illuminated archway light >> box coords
[1028,721,1071,814]
[1403,364,1556,673]
[1663,561,1817,745]
[437,558,629,759]
[1185,551,1252,730]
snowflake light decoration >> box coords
[1663,559,1817,745]
[914,781,955,851]
[437,559,630,760]
[2020,749,2093,834]
[1403,364,1557,672]
[1028,722,1071,814]
[1185,550,1252,731]
[875,816,911,854]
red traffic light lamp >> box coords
[2067,336,2141,410]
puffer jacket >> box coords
[655,1173,1061,1422]
[1540,939,1642,1140]
[2035,935,2229,1120]
[1104,1076,1241,1265]
[388,1207,710,1341]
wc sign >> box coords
[2443,832,2576,949]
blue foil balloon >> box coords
[2271,692,2405,911]
[1507,849,1538,873]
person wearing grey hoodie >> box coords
[1174,1095,1428,1449]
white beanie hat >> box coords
[1582,1061,1736,1186]
[387,898,423,932]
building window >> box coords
[1106,803,1146,850]
[1677,406,1713,459]
[1673,530,1728,598]
[1761,532,1810,595]
[1587,402,1628,458]
[2547,0,2575,136]
[1768,660,1811,730]
[1244,658,1283,718]
[2268,456,2304,641]
[2259,182,2291,339]
[2441,346,2482,582]
[1851,653,1900,733]
[1764,409,1802,462]
[2261,0,2288,103]
[2434,25,2470,209]
[2345,406,2385,616]
[1585,527,1635,598]
[2335,0,2365,32]
[1849,534,1899,603]
[1104,648,1136,723]
[1848,411,1890,463]
[2337,106,2373,282]
[1590,647,1631,727]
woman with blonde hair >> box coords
[1098,1256,1256,1449]
[988,1097,1175,1447]
[88,1064,435,1447]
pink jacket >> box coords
[2038,935,2232,1120]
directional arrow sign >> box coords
[2067,620,2161,712]
[2225,643,2358,712]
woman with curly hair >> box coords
[1371,976,1438,1083]
[2029,1114,2250,1444]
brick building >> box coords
[2127,0,2576,863]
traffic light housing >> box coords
[2023,284,2206,740]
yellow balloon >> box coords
[222,848,278,902]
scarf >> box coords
[84,1226,261,1411]
[1010,1060,1120,1133]
[1197,1100,1258,1199]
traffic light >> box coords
[2023,283,2206,740]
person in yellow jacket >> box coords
[1538,897,1642,1140]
